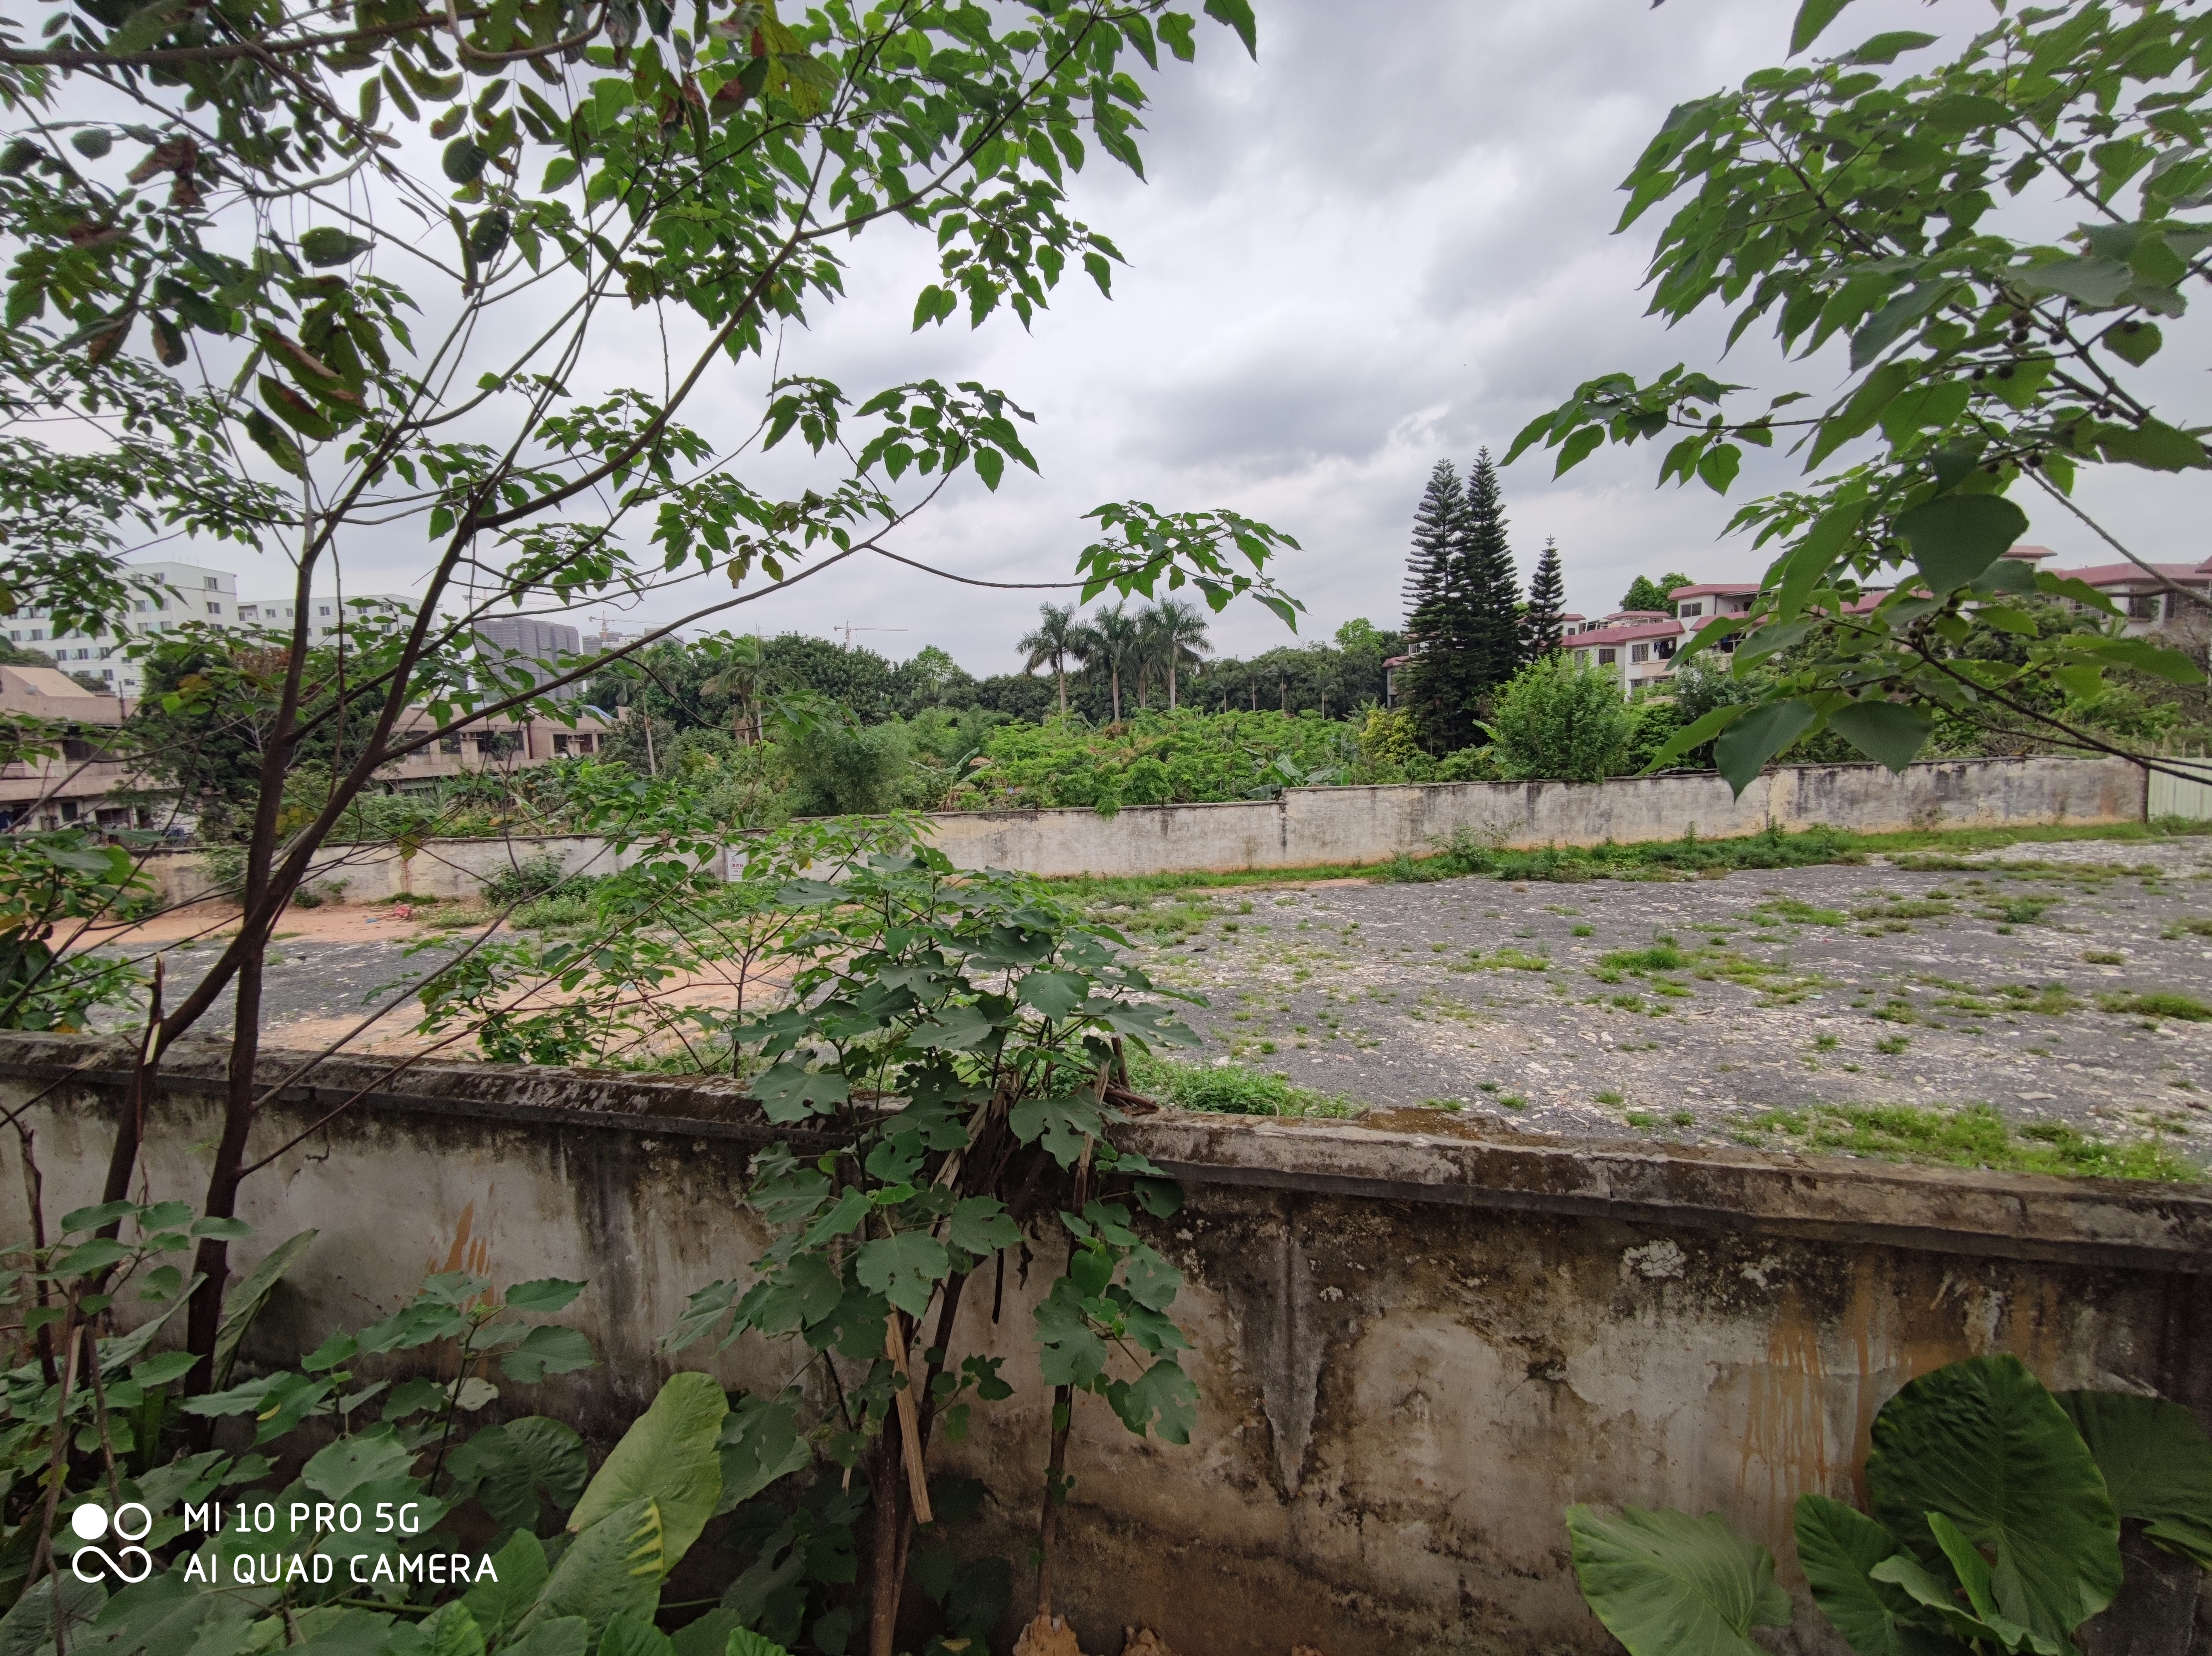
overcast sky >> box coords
[181,0,2212,676]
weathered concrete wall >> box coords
[130,756,2151,902]
[2,1035,2204,1654]
[921,754,2148,877]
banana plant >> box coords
[1567,1354,2212,1656]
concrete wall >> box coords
[133,756,2150,904]
[1,1034,2205,1656]
[920,754,2147,878]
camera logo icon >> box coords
[67,1503,154,1583]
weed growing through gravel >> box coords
[1127,1051,1358,1120]
[2101,992,2212,1023]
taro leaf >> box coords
[716,1392,812,1515]
[1871,1549,2050,1654]
[390,1602,486,1656]
[213,1228,317,1387]
[451,1417,588,1532]
[500,1324,597,1384]
[2057,1390,2212,1567]
[1895,494,2029,594]
[86,1572,250,1656]
[568,1371,726,1570]
[946,1197,1020,1259]
[667,1611,739,1656]
[462,1529,548,1644]
[1016,970,1088,1020]
[303,1423,415,1500]
[595,1613,671,1656]
[1794,1493,1964,1656]
[1828,702,1934,774]
[1104,1357,1197,1444]
[520,1500,663,1644]
[727,1633,792,1656]
[1,1575,107,1656]
[1566,1504,1792,1656]
[501,1618,590,1656]
[1867,1354,2120,1646]
[1714,699,1818,796]
[854,1233,950,1318]
[749,1061,848,1123]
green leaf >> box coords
[2057,1391,2212,1567]
[597,1613,672,1656]
[1828,702,1933,773]
[1793,1495,1951,1656]
[751,1061,849,1122]
[1640,703,1749,775]
[451,1417,588,1531]
[129,1349,201,1388]
[1894,494,2029,593]
[1866,1354,2120,1646]
[2103,323,2162,366]
[1791,0,1855,53]
[303,1424,415,1500]
[1104,1358,1197,1444]
[1714,700,1818,796]
[463,1530,548,1644]
[214,1228,317,1386]
[503,1620,590,1656]
[519,1501,662,1645]
[504,1278,586,1314]
[1845,30,1936,64]
[500,1324,597,1384]
[1201,0,1256,58]
[716,1392,812,1514]
[1566,1505,1792,1656]
[2098,417,2208,472]
[442,138,488,184]
[854,1232,951,1318]
[568,1371,726,1570]
[1016,969,1088,1020]
[2011,256,2135,308]
[909,1003,996,1050]
[1775,500,1868,621]
[947,1197,1020,1257]
[299,227,372,267]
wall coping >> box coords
[5,1032,2205,1272]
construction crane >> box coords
[835,624,908,648]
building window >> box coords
[1630,643,1649,663]
[27,630,41,641]
[2126,593,2161,620]
[439,734,463,755]
[319,605,332,616]
[101,670,113,681]
[206,602,221,615]
[1679,602,1703,617]
[204,577,220,590]
[1598,647,1617,666]
[1656,637,1676,659]
[134,601,148,613]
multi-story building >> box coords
[236,592,416,642]
[8,560,239,699]
[473,616,586,702]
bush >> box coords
[788,718,909,815]
[482,851,574,906]
[945,708,1357,810]
[1486,656,1634,782]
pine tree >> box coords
[1458,447,1522,693]
[1522,538,1566,658]
[1400,460,1482,753]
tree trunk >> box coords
[1168,664,1177,711]
[1034,1384,1074,1618]
[867,1396,911,1656]
[1056,668,1066,718]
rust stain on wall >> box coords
[431,1197,492,1279]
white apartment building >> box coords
[9,561,238,697]
[236,592,416,640]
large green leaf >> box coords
[213,1228,317,1387]
[715,1393,813,1516]
[463,1531,548,1646]
[1893,495,2029,594]
[1867,1355,2120,1645]
[1793,1494,1967,1656]
[1566,1505,1792,1656]
[517,1501,663,1645]
[567,1373,726,1570]
[1828,703,1933,774]
[2,1577,107,1656]
[451,1417,590,1532]
[2057,1390,2212,1566]
[1714,699,1817,796]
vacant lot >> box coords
[1117,837,2212,1163]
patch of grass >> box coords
[1738,1103,2200,1181]
[1572,924,1595,938]
[1126,1051,1357,1120]
[1600,942,1688,973]
[2101,992,2212,1023]
[1670,1110,1695,1127]
[1458,947,1550,972]
[1595,1089,1624,1106]
[1499,1095,1526,1111]
[2162,918,2212,941]
[1854,898,1954,921]
[1813,1033,1840,1051]
[1874,1035,1911,1055]
[1757,897,1845,925]
[1983,896,2060,925]
[2081,950,2125,965]
[1625,1111,1657,1128]
[510,892,596,930]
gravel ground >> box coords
[1127,837,2212,1152]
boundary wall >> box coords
[0,1033,2205,1656]
[137,755,2148,902]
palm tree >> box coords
[1079,604,1141,722]
[1141,595,1213,710]
[1017,602,1081,719]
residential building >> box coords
[473,616,586,702]
[1564,616,1685,694]
[10,560,238,699]
[2042,558,2212,636]
[236,592,416,642]
[0,665,151,832]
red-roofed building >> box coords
[2043,559,2210,634]
[1564,617,1685,694]
[1669,583,1760,625]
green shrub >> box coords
[788,718,910,815]
[1486,656,1634,783]
[482,852,575,906]
[1126,1051,1356,1119]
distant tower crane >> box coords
[835,624,908,648]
